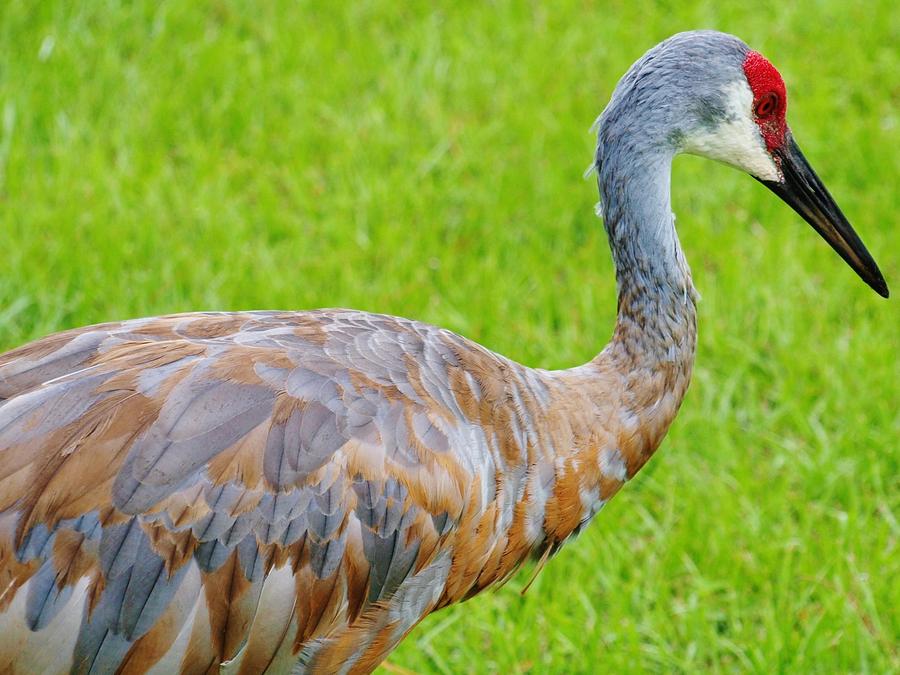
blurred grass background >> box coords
[0,1,897,672]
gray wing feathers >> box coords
[0,330,108,398]
[113,376,275,514]
[0,309,489,672]
[25,558,76,630]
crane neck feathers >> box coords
[594,141,698,371]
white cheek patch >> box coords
[682,79,782,182]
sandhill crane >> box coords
[0,30,888,674]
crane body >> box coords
[0,308,688,672]
[0,31,887,674]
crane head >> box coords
[685,45,888,298]
[599,31,889,298]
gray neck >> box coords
[595,141,698,369]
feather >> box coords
[99,518,143,580]
[25,557,75,630]
[118,536,192,640]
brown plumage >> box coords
[0,309,690,673]
[0,30,888,674]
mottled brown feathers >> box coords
[0,306,695,673]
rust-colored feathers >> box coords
[0,308,693,673]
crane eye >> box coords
[755,92,779,118]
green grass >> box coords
[1,1,898,672]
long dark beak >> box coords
[757,132,889,298]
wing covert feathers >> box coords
[0,309,676,673]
